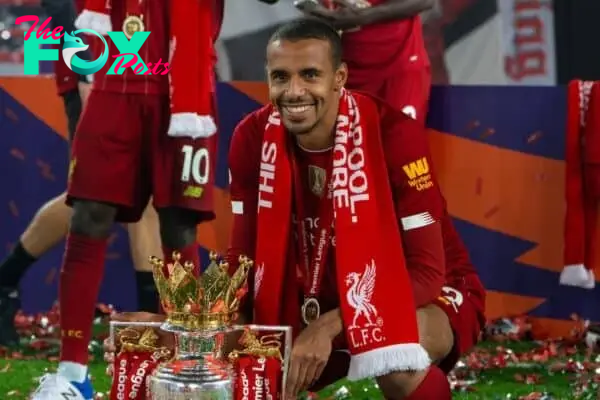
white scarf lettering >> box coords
[332,109,369,223]
[117,359,127,399]
[129,359,149,397]
[258,141,277,211]
[252,357,266,399]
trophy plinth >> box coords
[146,252,252,400]
[149,330,233,399]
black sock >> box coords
[0,241,37,291]
[135,271,159,313]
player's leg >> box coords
[375,304,454,399]
[32,92,143,400]
[0,88,82,346]
[313,286,483,399]
[127,203,161,312]
[314,306,453,398]
[374,285,484,399]
[150,96,217,273]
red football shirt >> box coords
[91,0,169,94]
[343,2,430,87]
[228,93,451,310]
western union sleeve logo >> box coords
[402,157,429,179]
[402,157,434,191]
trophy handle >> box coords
[231,324,292,400]
[108,321,164,350]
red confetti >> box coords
[483,205,500,219]
[8,201,19,217]
[36,159,56,181]
[475,177,483,195]
[9,148,25,160]
[107,232,119,246]
[465,120,481,132]
[527,131,543,143]
[44,268,57,286]
[479,128,495,139]
[5,107,18,122]
[106,252,121,260]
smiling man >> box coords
[226,19,484,399]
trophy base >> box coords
[148,354,234,400]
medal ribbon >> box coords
[290,148,334,302]
[126,0,143,17]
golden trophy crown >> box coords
[149,252,253,331]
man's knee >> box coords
[375,304,454,399]
[157,207,199,248]
[417,304,454,363]
[70,200,117,238]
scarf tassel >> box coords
[74,10,112,35]
[559,264,595,289]
[168,113,217,139]
[347,343,431,381]
[560,80,597,289]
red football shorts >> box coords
[312,284,484,388]
[348,67,431,125]
[68,91,216,222]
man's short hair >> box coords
[268,19,343,67]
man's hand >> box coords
[285,322,333,398]
[295,0,368,31]
[103,312,171,376]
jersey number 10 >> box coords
[181,145,210,185]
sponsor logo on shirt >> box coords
[402,157,433,191]
[183,185,204,198]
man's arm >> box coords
[359,0,435,25]
[41,0,91,94]
[383,107,445,308]
[227,112,263,323]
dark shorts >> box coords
[67,91,216,223]
[311,284,485,389]
[62,88,82,141]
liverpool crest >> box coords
[308,165,327,197]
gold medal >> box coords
[122,15,145,39]
[301,297,321,325]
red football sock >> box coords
[401,366,451,400]
[162,242,200,276]
[59,234,108,365]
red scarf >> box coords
[75,0,216,138]
[253,90,429,380]
[561,80,598,289]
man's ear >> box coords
[334,62,348,91]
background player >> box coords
[30,0,218,398]
[296,0,433,122]
[0,0,162,348]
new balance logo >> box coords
[62,388,79,399]
[402,157,429,179]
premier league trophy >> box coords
[109,252,291,400]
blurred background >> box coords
[1,0,599,84]
[1,0,600,331]
[2,1,600,397]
